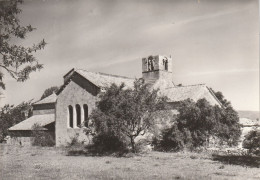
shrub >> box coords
[88,133,128,154]
[134,139,153,153]
[242,129,260,156]
[31,124,55,147]
[154,125,184,151]
[153,98,241,151]
[67,133,83,147]
[32,131,55,147]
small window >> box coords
[83,104,88,127]
[68,105,73,128]
[165,60,168,70]
[76,104,81,127]
[163,59,168,71]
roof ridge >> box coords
[33,92,57,105]
[165,83,206,89]
[76,69,135,80]
[206,86,224,108]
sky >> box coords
[0,0,259,111]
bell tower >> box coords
[142,55,173,84]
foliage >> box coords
[242,129,260,155]
[88,79,168,153]
[68,133,81,147]
[154,124,192,151]
[87,133,128,154]
[31,124,55,147]
[0,0,46,89]
[212,154,260,168]
[40,86,59,100]
[66,133,88,148]
[213,105,241,145]
[154,98,241,151]
[210,88,231,107]
[0,101,32,142]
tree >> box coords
[0,101,32,142]
[0,0,46,90]
[210,89,241,145]
[242,129,260,155]
[89,79,168,152]
[155,98,241,151]
[212,105,241,146]
[210,88,231,107]
[40,86,59,100]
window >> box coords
[165,60,168,70]
[68,105,73,128]
[163,59,168,71]
[76,104,81,127]
[83,104,88,127]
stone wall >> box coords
[33,109,55,115]
[142,55,172,73]
[8,129,55,146]
[142,55,173,85]
[158,55,172,72]
[32,103,55,115]
[55,80,98,146]
[33,103,55,110]
[6,136,34,146]
[142,71,160,83]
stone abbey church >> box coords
[8,55,222,146]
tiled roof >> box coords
[159,84,222,106]
[34,93,57,105]
[75,69,135,88]
[151,78,175,90]
[62,69,222,106]
[8,114,55,131]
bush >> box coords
[154,125,184,151]
[67,133,83,147]
[88,133,128,154]
[153,98,241,152]
[243,129,260,156]
[153,125,195,151]
[32,131,55,147]
[31,124,55,147]
[134,139,153,153]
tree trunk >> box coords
[130,136,136,153]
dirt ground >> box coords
[0,144,259,180]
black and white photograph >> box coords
[0,0,259,179]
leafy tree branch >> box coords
[0,0,46,89]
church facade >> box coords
[8,55,222,146]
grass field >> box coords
[0,144,259,180]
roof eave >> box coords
[206,86,224,108]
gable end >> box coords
[56,72,100,96]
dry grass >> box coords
[0,144,259,180]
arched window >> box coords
[68,105,73,128]
[83,104,88,127]
[163,59,168,71]
[76,104,81,127]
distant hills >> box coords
[237,110,259,120]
